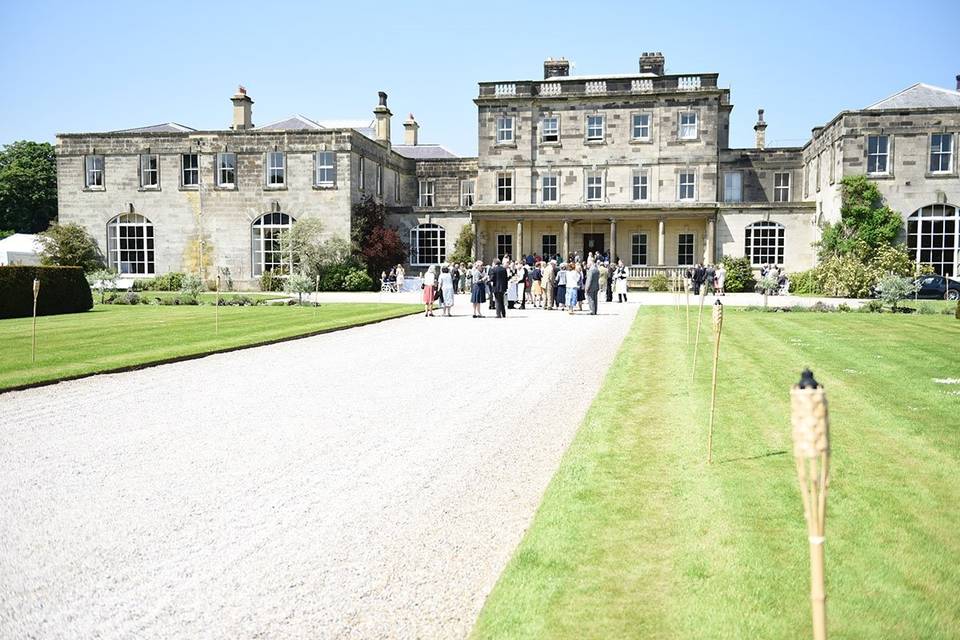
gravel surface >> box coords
[0,300,637,639]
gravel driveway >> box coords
[0,301,637,639]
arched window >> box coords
[745,221,785,266]
[409,223,446,266]
[107,213,154,274]
[907,205,959,276]
[252,212,294,276]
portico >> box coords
[473,210,717,277]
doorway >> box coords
[583,233,604,258]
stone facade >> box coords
[56,59,960,284]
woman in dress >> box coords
[422,265,437,316]
[715,263,726,296]
[470,261,487,318]
[438,266,456,317]
[507,264,519,309]
[566,262,582,314]
[395,264,405,293]
[614,259,629,302]
[577,261,586,311]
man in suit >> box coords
[489,258,509,318]
[585,259,601,315]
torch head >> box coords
[32,278,40,297]
[790,369,829,459]
[712,300,723,331]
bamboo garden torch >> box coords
[707,300,723,463]
[215,274,221,335]
[790,369,831,640]
[684,278,691,345]
[691,285,707,379]
[31,277,40,363]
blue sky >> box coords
[1,0,958,155]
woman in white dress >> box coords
[715,263,726,296]
[438,266,456,317]
[395,264,405,293]
[614,259,629,302]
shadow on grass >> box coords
[716,449,788,464]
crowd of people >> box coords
[410,253,629,318]
[683,263,727,296]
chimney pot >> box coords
[956,74,960,91]
[373,92,392,148]
[230,86,254,130]
[754,108,768,150]
[403,113,420,146]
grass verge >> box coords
[472,306,960,639]
[1,302,421,392]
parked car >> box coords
[914,274,960,300]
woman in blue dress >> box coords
[470,261,488,318]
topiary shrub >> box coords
[719,256,756,293]
[0,265,93,319]
[648,273,669,292]
[284,272,314,304]
[344,268,375,292]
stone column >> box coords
[562,219,570,259]
[516,219,523,260]
[471,219,479,261]
[609,218,617,261]
[706,217,716,264]
[657,218,666,265]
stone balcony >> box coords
[478,74,721,100]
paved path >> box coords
[0,299,638,639]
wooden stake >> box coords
[31,278,40,363]
[791,370,831,640]
[685,279,691,345]
[692,286,706,379]
[707,300,724,463]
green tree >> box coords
[819,175,903,258]
[37,223,104,271]
[0,141,58,233]
[448,225,475,265]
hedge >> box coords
[0,266,93,319]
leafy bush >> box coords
[838,303,851,312]
[179,273,204,302]
[648,273,669,292]
[316,264,347,290]
[790,269,821,295]
[344,268,375,291]
[448,224,475,265]
[284,272,314,304]
[815,254,874,298]
[875,274,917,311]
[914,302,938,315]
[0,265,93,319]
[757,275,779,295]
[259,270,285,292]
[719,256,756,293]
[132,272,186,292]
[37,223,105,271]
[860,299,884,313]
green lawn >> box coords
[473,307,960,639]
[0,302,420,391]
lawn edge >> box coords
[0,305,421,395]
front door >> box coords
[583,233,604,258]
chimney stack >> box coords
[754,108,768,150]
[956,74,960,91]
[231,86,253,130]
[543,57,570,79]
[373,91,392,148]
[639,52,665,76]
[403,113,420,146]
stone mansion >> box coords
[56,54,960,285]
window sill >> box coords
[584,139,606,145]
[677,138,700,143]
[629,138,653,144]
[137,187,161,193]
[214,185,237,191]
[83,187,106,192]
[178,185,200,191]
[866,172,893,179]
[925,172,957,179]
[264,185,288,191]
[312,184,337,190]
[540,141,561,147]
[494,142,517,149]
